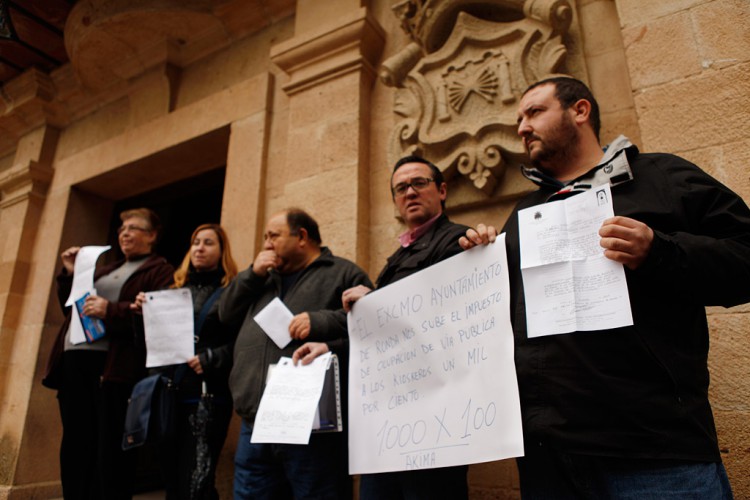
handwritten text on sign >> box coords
[347,238,523,474]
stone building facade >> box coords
[0,0,747,498]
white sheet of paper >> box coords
[253,297,293,349]
[65,245,111,306]
[69,305,87,345]
[348,239,524,474]
[142,288,195,367]
[251,352,332,444]
[518,184,633,337]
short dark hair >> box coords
[391,155,446,209]
[523,77,601,140]
[285,208,322,245]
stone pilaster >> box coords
[270,6,385,266]
[0,126,57,496]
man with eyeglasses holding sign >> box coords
[294,156,470,499]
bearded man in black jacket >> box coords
[462,77,750,499]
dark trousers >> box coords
[516,445,734,499]
[234,420,352,499]
[57,350,107,500]
[158,399,233,500]
[359,465,469,500]
[98,379,137,500]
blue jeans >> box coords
[517,444,734,500]
[234,419,351,500]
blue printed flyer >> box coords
[75,292,106,343]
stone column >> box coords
[270,4,385,266]
[0,125,58,498]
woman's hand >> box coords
[60,247,81,274]
[188,356,204,375]
[130,291,147,312]
[83,295,109,319]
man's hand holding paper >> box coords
[518,184,633,337]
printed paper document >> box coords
[143,288,195,367]
[518,184,633,337]
[252,353,332,445]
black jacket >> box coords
[157,269,236,401]
[504,145,750,461]
[376,213,470,288]
[325,213,469,355]
[218,247,372,421]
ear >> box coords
[296,227,309,246]
[571,98,592,126]
[438,182,447,201]
[145,231,157,247]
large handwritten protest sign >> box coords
[348,237,523,474]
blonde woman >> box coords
[150,223,238,500]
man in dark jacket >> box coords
[462,77,750,498]
[295,156,470,500]
[219,208,372,499]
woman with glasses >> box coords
[43,207,174,500]
[137,223,239,500]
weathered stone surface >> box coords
[679,139,750,201]
[578,0,627,57]
[692,0,750,69]
[615,0,707,28]
[634,62,750,152]
[623,11,701,88]
[714,409,750,496]
[709,313,750,409]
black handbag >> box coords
[122,286,224,450]
[122,372,177,450]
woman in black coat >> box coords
[141,223,239,500]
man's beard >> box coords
[528,113,579,173]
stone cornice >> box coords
[271,7,385,95]
[0,70,64,158]
[0,160,54,209]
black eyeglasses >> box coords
[391,177,435,197]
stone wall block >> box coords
[468,460,518,493]
[634,62,750,152]
[713,409,750,496]
[679,140,750,200]
[287,73,362,130]
[623,11,701,89]
[223,110,271,269]
[321,116,363,172]
[281,167,362,262]
[708,313,750,409]
[600,107,642,149]
[615,0,707,28]
[283,125,323,176]
[584,52,637,114]
[692,0,750,69]
[578,0,628,56]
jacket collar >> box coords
[394,213,450,254]
[522,135,637,202]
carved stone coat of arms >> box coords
[381,0,575,196]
